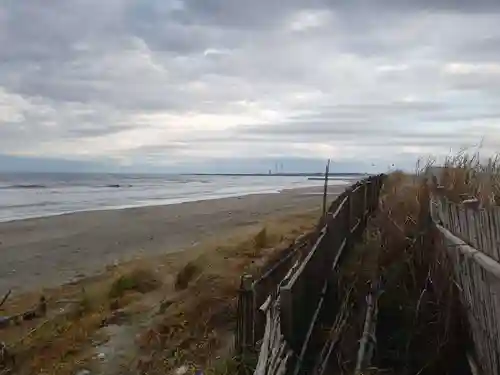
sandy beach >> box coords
[0,185,345,293]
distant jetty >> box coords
[186,173,370,178]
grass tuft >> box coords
[109,268,161,298]
[253,227,268,249]
[175,261,202,291]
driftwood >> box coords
[0,296,47,330]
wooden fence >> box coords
[236,174,386,375]
[431,193,500,375]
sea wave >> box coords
[104,184,133,188]
[0,201,53,209]
[0,184,48,189]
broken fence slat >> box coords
[254,307,272,375]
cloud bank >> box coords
[1,0,500,171]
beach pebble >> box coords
[75,370,91,375]
[97,352,106,360]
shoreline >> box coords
[0,185,346,293]
[0,181,352,224]
[0,187,285,224]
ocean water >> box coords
[0,173,357,222]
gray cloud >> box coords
[1,0,500,171]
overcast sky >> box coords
[1,0,500,172]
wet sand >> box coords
[0,186,345,293]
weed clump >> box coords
[253,227,268,249]
[175,261,201,291]
[109,268,161,298]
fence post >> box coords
[237,274,255,363]
[375,176,383,205]
[322,159,331,225]
[363,181,368,219]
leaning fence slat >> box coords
[275,350,293,375]
[455,203,462,236]
[482,211,495,260]
[254,307,272,375]
[451,203,459,236]
[450,203,459,236]
[482,271,496,366]
[447,199,453,230]
[487,209,500,262]
[467,209,479,249]
[355,289,378,375]
[269,302,281,363]
[473,210,482,254]
[459,205,467,240]
[491,281,500,369]
[481,212,491,260]
[493,207,500,261]
[268,340,286,375]
[479,210,491,259]
[445,200,451,230]
[458,206,467,240]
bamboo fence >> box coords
[431,194,500,375]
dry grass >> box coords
[133,210,322,375]
[174,261,202,291]
[253,227,268,249]
[0,207,322,375]
[437,151,500,205]
[1,267,163,375]
[359,171,466,374]
[109,268,162,298]
[329,169,470,375]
